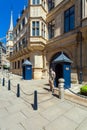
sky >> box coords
[0,0,28,44]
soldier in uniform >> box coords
[49,68,56,91]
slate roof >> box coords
[53,52,72,63]
[22,60,32,66]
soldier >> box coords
[49,68,56,91]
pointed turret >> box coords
[6,11,14,59]
[9,11,13,31]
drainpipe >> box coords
[79,0,82,84]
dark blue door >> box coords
[63,64,71,89]
[25,66,32,80]
[22,60,32,80]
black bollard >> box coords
[34,90,38,110]
[17,84,20,97]
[2,78,5,86]
[8,80,11,90]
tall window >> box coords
[32,0,40,4]
[41,22,45,38]
[19,24,21,32]
[32,21,39,36]
[18,42,21,50]
[22,38,26,47]
[48,20,55,39]
[14,44,17,52]
[22,18,25,28]
[16,30,17,36]
[18,61,20,69]
[15,62,16,69]
[48,0,55,11]
[64,6,75,33]
[16,44,17,52]
[10,52,12,56]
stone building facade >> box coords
[8,0,47,79]
[8,0,87,83]
[0,42,7,69]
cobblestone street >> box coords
[0,71,87,130]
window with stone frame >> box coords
[15,62,16,69]
[19,24,21,32]
[13,46,15,52]
[22,37,27,48]
[48,0,55,11]
[18,60,20,69]
[22,18,25,28]
[32,21,40,36]
[64,6,75,33]
[48,19,55,39]
[41,22,45,38]
[32,0,40,4]
[16,44,17,52]
[16,29,17,36]
[10,52,12,56]
[13,44,17,52]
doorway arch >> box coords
[50,52,72,89]
[55,63,63,87]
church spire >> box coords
[9,11,13,31]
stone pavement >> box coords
[0,71,87,130]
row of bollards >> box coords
[2,78,20,97]
[1,78,38,110]
[1,77,65,111]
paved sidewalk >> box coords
[0,71,87,130]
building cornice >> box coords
[45,29,77,51]
[29,17,46,24]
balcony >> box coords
[29,36,46,50]
[8,42,28,60]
